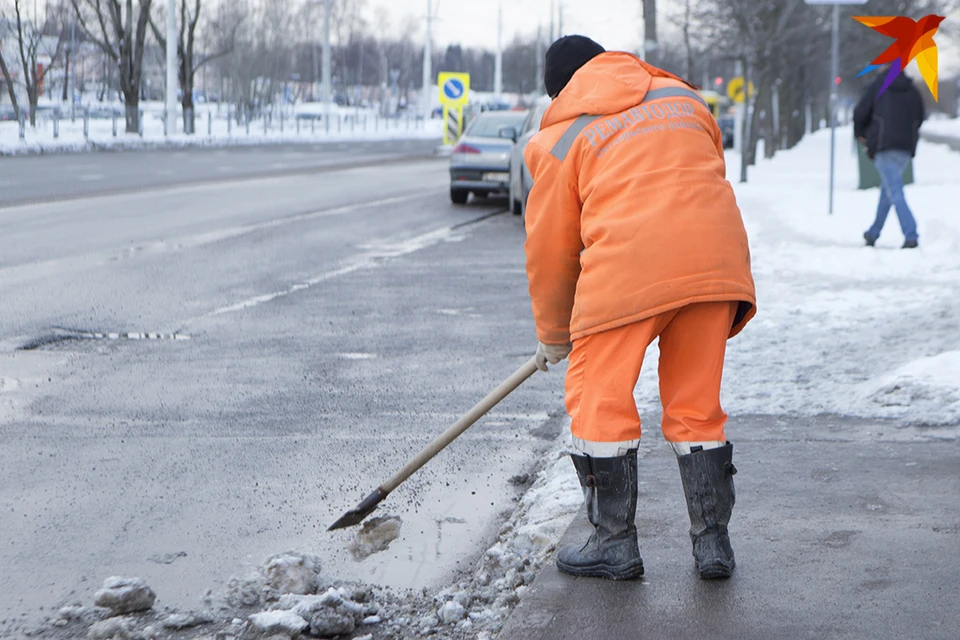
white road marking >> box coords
[205,222,459,318]
[0,191,437,286]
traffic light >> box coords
[835,76,842,85]
[714,76,723,86]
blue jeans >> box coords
[866,150,918,242]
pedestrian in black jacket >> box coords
[853,69,925,249]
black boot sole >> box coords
[556,557,645,580]
[696,559,735,580]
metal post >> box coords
[70,20,76,122]
[733,60,744,154]
[323,0,332,132]
[166,0,177,135]
[494,1,503,103]
[828,1,839,215]
[53,110,59,138]
[280,111,284,133]
[18,112,25,140]
[112,111,117,137]
[228,105,232,135]
[83,107,89,139]
[422,0,432,119]
[536,25,543,94]
[208,111,212,136]
[771,81,780,154]
[297,116,300,134]
[138,110,144,137]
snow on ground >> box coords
[721,128,960,430]
[924,114,960,137]
[0,102,443,155]
[621,127,960,437]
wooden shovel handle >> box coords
[381,356,539,493]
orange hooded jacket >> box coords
[524,52,757,345]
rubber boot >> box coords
[676,442,737,579]
[555,450,645,580]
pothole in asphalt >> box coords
[18,327,191,351]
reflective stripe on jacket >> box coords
[524,52,757,344]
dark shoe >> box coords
[863,232,877,247]
[676,443,737,579]
[902,239,918,249]
[556,450,644,580]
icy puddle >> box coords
[325,448,537,590]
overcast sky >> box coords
[365,0,957,75]
[368,0,650,52]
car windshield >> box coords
[466,113,527,138]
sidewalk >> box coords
[499,414,960,640]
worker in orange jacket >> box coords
[525,36,757,581]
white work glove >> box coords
[535,342,572,372]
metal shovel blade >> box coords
[327,487,387,531]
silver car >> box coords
[508,96,552,218]
[449,111,528,205]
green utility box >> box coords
[857,143,914,190]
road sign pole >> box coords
[805,0,868,214]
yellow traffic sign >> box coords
[726,77,755,104]
[438,72,470,106]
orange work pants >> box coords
[565,301,738,454]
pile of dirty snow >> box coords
[26,436,583,640]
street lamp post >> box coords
[323,0,332,128]
[494,1,502,102]
[804,0,868,215]
[422,0,433,120]
[165,0,177,135]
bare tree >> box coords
[71,0,153,133]
[219,0,296,121]
[0,21,20,120]
[331,0,366,92]
[2,0,68,125]
[149,0,240,133]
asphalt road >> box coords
[0,144,565,635]
[0,139,442,207]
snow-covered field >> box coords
[0,102,443,155]
[924,114,960,137]
[22,126,960,640]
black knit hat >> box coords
[544,35,606,98]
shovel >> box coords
[328,356,539,531]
